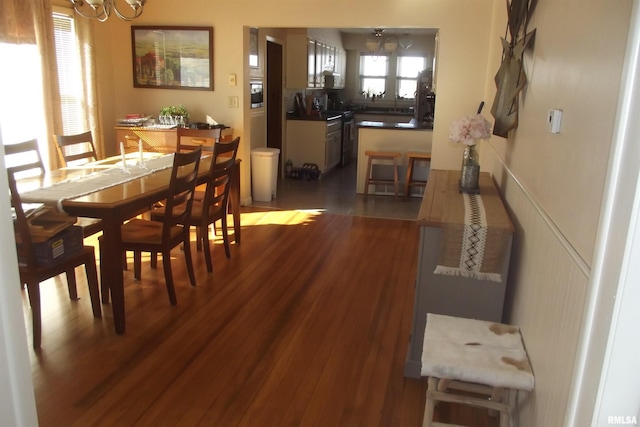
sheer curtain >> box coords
[0,0,101,169]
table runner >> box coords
[433,192,510,282]
[20,154,175,211]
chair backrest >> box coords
[3,139,45,179]
[202,137,240,215]
[161,147,202,241]
[7,171,38,269]
[176,127,222,152]
[55,131,98,166]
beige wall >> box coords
[86,0,634,425]
[480,0,634,425]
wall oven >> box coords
[250,81,263,109]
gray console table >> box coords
[404,169,514,378]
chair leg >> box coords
[222,215,231,259]
[183,234,197,286]
[65,267,79,300]
[364,156,373,198]
[150,251,158,268]
[161,251,177,305]
[201,226,213,273]
[25,281,42,349]
[196,227,202,252]
[99,239,110,304]
[393,157,399,198]
[84,253,102,318]
[404,157,415,200]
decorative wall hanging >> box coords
[131,26,213,90]
[490,0,537,137]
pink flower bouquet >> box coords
[449,114,493,146]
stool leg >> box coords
[393,157,399,198]
[364,156,373,198]
[422,376,438,427]
[404,157,414,200]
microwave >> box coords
[250,81,263,109]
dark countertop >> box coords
[356,120,433,130]
[287,112,342,121]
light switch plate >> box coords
[228,96,239,108]
[228,74,237,86]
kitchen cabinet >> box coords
[286,117,343,175]
[403,170,513,378]
[286,31,343,89]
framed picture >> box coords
[131,26,213,90]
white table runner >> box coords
[21,154,175,211]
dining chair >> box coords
[4,138,103,239]
[151,137,240,272]
[3,139,45,178]
[54,131,98,166]
[107,148,202,305]
[7,171,102,348]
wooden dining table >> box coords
[16,152,241,334]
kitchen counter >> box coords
[287,112,344,121]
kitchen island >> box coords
[356,120,433,196]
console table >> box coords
[404,169,514,378]
[115,126,234,153]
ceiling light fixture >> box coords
[69,0,147,22]
[399,34,413,50]
[366,29,398,56]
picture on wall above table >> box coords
[131,26,214,91]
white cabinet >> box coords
[286,31,344,89]
[286,118,343,175]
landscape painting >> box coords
[131,26,213,90]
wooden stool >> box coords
[404,151,431,199]
[363,150,401,198]
[421,313,534,427]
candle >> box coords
[138,139,144,165]
[120,142,126,169]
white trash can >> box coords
[251,147,280,202]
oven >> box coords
[340,111,355,166]
[250,81,263,109]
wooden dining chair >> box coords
[3,139,45,178]
[151,137,240,272]
[7,171,102,348]
[108,148,202,305]
[54,131,98,166]
[4,138,103,239]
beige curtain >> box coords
[0,0,101,169]
[76,17,104,159]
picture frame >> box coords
[131,26,213,91]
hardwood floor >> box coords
[25,208,497,426]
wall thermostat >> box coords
[547,109,563,134]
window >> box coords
[0,43,49,165]
[396,56,427,99]
[53,11,84,135]
[359,54,388,98]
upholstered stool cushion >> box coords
[421,313,534,390]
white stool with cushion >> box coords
[421,313,534,427]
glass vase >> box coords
[460,144,480,193]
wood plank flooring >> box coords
[25,208,497,426]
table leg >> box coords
[101,216,126,334]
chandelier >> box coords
[69,0,147,22]
[365,29,398,56]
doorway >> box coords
[266,40,283,176]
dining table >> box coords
[16,151,241,334]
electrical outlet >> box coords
[228,96,239,108]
